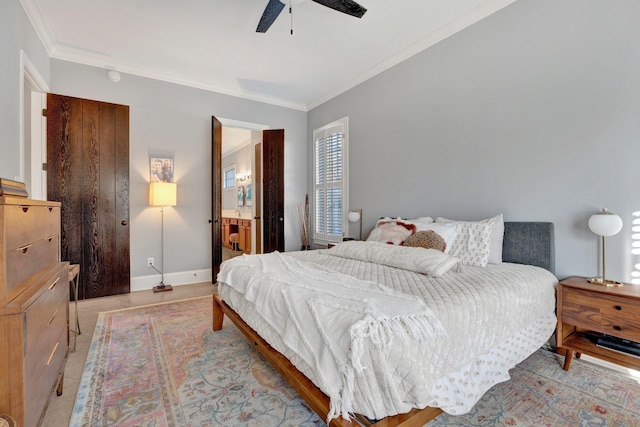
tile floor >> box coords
[41,281,215,426]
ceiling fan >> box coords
[256,0,367,33]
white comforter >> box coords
[217,244,557,422]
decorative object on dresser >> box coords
[0,195,69,427]
[148,182,177,293]
[0,179,28,198]
[587,208,623,286]
[556,276,640,371]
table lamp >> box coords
[348,209,362,241]
[588,208,623,286]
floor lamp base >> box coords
[153,284,173,293]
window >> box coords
[223,166,236,190]
[313,117,348,242]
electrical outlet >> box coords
[147,257,154,267]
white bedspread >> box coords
[328,240,461,276]
[217,245,558,421]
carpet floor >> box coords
[71,296,640,426]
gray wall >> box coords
[0,1,50,179]
[50,60,307,287]
[309,0,640,282]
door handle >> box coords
[121,220,128,226]
[254,216,261,220]
[209,218,220,224]
[279,217,284,221]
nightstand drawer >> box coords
[562,287,640,342]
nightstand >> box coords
[557,276,640,371]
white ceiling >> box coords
[20,0,516,111]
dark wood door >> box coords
[254,142,262,254]
[262,129,285,253]
[47,93,130,299]
[211,116,222,282]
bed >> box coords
[212,220,557,426]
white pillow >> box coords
[406,216,434,224]
[436,214,504,264]
[403,221,458,254]
[433,218,491,267]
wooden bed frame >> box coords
[212,294,442,426]
[212,222,555,426]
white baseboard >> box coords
[131,268,213,292]
[580,354,640,378]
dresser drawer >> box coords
[2,203,60,249]
[5,235,59,303]
[24,265,69,387]
[24,326,68,427]
[562,287,640,342]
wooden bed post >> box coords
[212,294,224,331]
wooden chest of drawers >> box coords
[0,196,69,427]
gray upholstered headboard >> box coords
[503,222,555,274]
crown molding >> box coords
[19,0,517,113]
[19,0,57,56]
[307,0,518,110]
[52,45,309,111]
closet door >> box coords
[47,93,130,299]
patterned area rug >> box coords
[71,296,640,426]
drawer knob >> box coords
[613,325,622,331]
[614,305,622,311]
[20,205,29,213]
[18,244,32,253]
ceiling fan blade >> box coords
[311,0,367,18]
[256,0,286,33]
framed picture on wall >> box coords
[237,186,245,207]
[246,184,252,207]
[150,157,174,183]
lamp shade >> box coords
[588,208,622,237]
[347,211,361,223]
[149,182,177,207]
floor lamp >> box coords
[149,182,177,293]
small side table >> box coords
[557,276,640,371]
[69,264,81,352]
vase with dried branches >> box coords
[296,194,310,250]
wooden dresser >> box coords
[0,196,69,427]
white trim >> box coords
[55,45,308,112]
[312,117,349,242]
[217,117,269,131]
[306,0,519,110]
[580,354,640,378]
[131,268,213,292]
[20,50,49,199]
[18,0,57,56]
[19,0,516,112]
